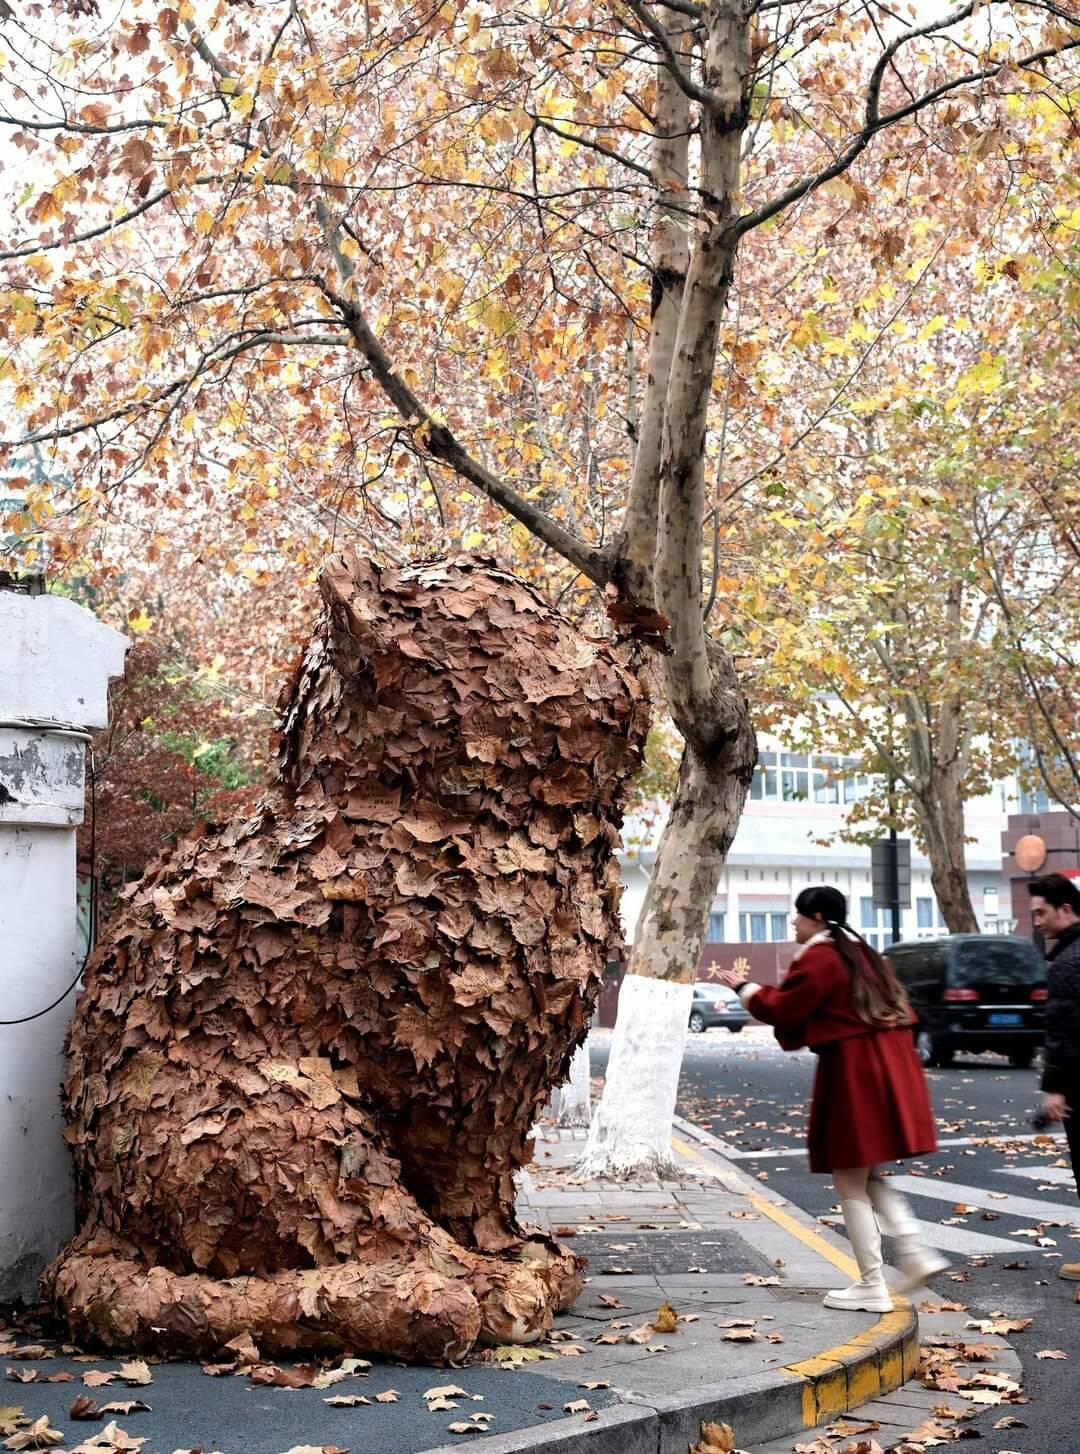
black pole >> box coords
[888,775,901,945]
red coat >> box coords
[746,941,938,1173]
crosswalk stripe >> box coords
[885,1174,1080,1225]
[1002,1165,1077,1189]
[822,1213,1026,1255]
[718,1130,1069,1159]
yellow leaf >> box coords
[127,608,154,633]
[193,210,214,236]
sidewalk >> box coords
[1,1121,917,1454]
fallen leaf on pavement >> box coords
[597,1294,623,1308]
[723,1329,758,1342]
[8,1349,48,1363]
[490,1346,556,1364]
[692,1421,736,1453]
[447,1424,486,1435]
[563,1400,590,1413]
[993,1416,1026,1429]
[1035,1349,1068,1359]
[222,1334,260,1365]
[0,1414,23,1440]
[580,1380,610,1389]
[653,1303,679,1334]
[742,1274,780,1286]
[277,1447,348,1454]
[324,1394,371,1408]
[426,1399,459,1412]
[374,1390,399,1403]
[3,1372,37,1386]
[3,1414,64,1449]
[117,1363,153,1387]
[249,1365,319,1389]
[425,1385,467,1400]
[964,1318,1032,1335]
[83,1371,118,1388]
[68,1419,147,1452]
[625,1324,655,1344]
[71,1399,152,1421]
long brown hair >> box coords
[795,885,911,1027]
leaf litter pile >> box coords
[42,553,650,1364]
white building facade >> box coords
[619,733,1036,955]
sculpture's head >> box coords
[276,551,649,821]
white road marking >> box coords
[822,1215,1027,1256]
[1002,1165,1078,1190]
[885,1174,1080,1226]
[719,1131,1068,1160]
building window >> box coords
[859,896,889,951]
[750,750,779,800]
[749,749,882,807]
[707,911,726,943]
[813,755,841,804]
[740,912,767,942]
[917,897,933,929]
[738,911,788,943]
[781,753,810,801]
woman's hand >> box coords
[715,967,749,990]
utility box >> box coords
[0,584,127,1300]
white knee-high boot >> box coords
[867,1178,950,1290]
[823,1199,893,1312]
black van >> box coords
[887,935,1047,1069]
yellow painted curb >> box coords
[671,1133,919,1427]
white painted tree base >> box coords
[551,1039,591,1127]
[577,975,692,1178]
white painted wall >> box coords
[0,590,126,1301]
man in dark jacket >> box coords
[1028,874,1080,1282]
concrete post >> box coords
[0,586,127,1300]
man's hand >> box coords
[1043,1092,1072,1122]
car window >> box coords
[888,943,944,1001]
[947,938,1044,987]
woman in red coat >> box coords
[720,885,947,1312]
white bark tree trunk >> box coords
[550,1040,591,1128]
[580,733,754,1176]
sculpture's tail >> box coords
[42,1228,566,1362]
[42,1234,481,1363]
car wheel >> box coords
[728,1025,743,1034]
[1009,1047,1034,1070]
[689,1011,706,1034]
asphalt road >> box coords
[594,1027,1080,1451]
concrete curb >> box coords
[419,1300,917,1454]
[422,1121,920,1454]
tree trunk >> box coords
[580,726,755,1177]
[916,771,980,934]
[550,1041,591,1128]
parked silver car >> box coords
[688,982,752,1034]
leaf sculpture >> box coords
[43,552,648,1363]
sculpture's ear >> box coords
[317,552,387,667]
